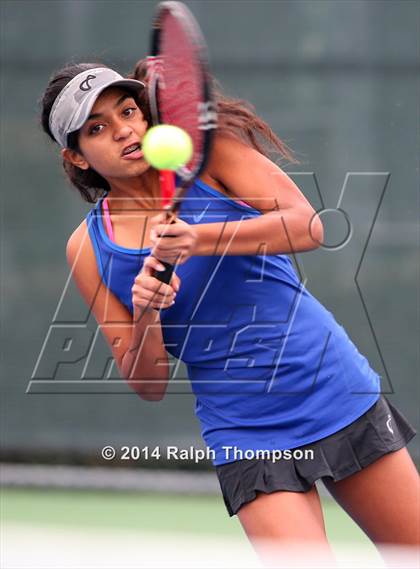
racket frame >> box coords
[146,1,217,286]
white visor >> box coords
[49,67,145,148]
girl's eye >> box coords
[89,124,104,135]
[123,107,137,117]
[87,108,137,135]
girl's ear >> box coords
[61,148,90,170]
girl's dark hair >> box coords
[40,62,151,204]
[130,58,298,164]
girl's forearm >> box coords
[193,209,324,256]
[121,307,169,401]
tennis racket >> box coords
[146,0,217,285]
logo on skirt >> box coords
[386,414,394,436]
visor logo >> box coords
[79,75,96,92]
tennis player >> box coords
[40,62,419,564]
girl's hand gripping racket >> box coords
[146,1,217,286]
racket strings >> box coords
[158,13,206,174]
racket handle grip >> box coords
[153,260,175,285]
[151,214,177,293]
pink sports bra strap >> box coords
[237,199,252,208]
[102,197,114,241]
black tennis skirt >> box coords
[215,394,417,517]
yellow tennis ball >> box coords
[142,125,193,170]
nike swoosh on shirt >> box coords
[193,203,210,223]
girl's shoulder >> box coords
[66,218,97,279]
[66,217,88,248]
[202,134,258,200]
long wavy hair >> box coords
[129,58,297,165]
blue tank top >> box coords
[86,178,381,465]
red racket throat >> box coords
[159,170,175,209]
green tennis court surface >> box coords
[2,488,372,543]
[9,489,417,568]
